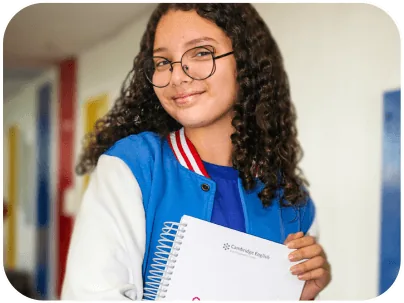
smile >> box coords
[172,91,205,104]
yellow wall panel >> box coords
[6,125,19,269]
[82,94,109,191]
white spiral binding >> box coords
[143,221,188,300]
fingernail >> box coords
[298,275,304,280]
[289,254,295,261]
[287,242,294,249]
[290,267,300,275]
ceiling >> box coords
[3,3,157,100]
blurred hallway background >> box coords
[2,3,400,300]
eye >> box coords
[195,51,211,57]
[155,59,170,67]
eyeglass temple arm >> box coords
[213,51,234,60]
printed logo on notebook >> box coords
[222,242,270,260]
[192,297,200,301]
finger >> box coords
[297,267,330,282]
[289,244,323,261]
[284,231,304,245]
[287,235,316,249]
[290,256,325,275]
[284,233,299,244]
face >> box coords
[152,10,237,129]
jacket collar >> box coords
[167,128,264,194]
[167,128,210,178]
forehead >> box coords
[154,10,231,50]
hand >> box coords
[284,232,331,300]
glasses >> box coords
[144,45,234,88]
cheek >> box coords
[208,68,238,101]
[154,88,168,105]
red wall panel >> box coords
[57,58,76,298]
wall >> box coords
[3,67,59,299]
[2,8,153,299]
[2,3,400,300]
[73,11,152,193]
[253,3,400,300]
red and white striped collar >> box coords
[167,128,261,181]
[167,128,210,178]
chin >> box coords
[177,113,232,130]
[177,116,211,129]
[169,106,210,127]
[166,103,234,130]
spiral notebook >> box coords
[143,215,305,300]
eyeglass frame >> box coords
[144,45,234,88]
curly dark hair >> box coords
[75,3,310,207]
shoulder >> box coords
[101,131,165,204]
[102,131,164,177]
[84,154,144,210]
[104,131,163,162]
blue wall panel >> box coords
[379,89,400,295]
[36,82,52,299]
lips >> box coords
[172,91,205,103]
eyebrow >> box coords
[153,36,219,54]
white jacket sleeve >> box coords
[61,155,146,300]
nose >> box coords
[170,61,191,86]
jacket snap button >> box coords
[201,183,210,192]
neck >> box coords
[184,119,234,167]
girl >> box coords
[62,3,331,301]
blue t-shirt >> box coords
[203,161,246,233]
